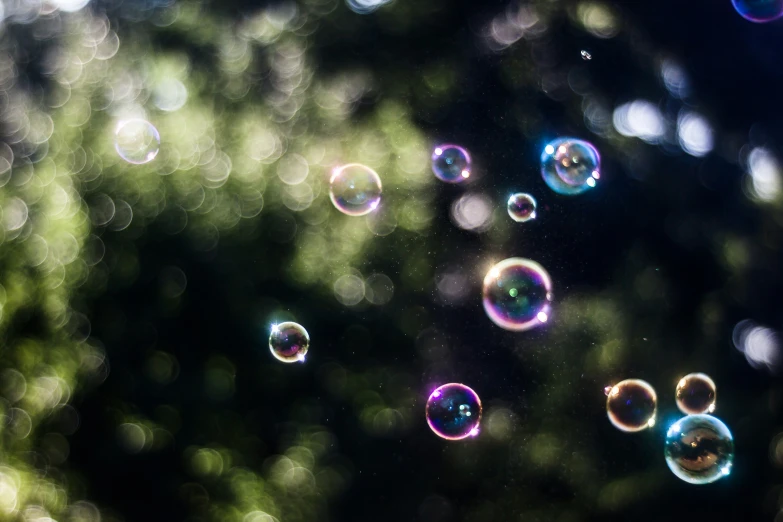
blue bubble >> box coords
[732,0,783,22]
[665,414,734,484]
[432,145,471,183]
[541,138,600,195]
[426,383,482,440]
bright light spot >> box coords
[669,423,681,436]
[461,169,470,178]
[469,427,480,437]
[586,177,596,187]
[297,353,306,362]
[708,403,716,413]
[434,148,443,156]
[537,311,548,323]
[721,466,731,476]
[603,385,612,396]
[747,148,781,202]
[545,145,555,155]
[677,111,713,157]
[431,390,442,398]
[613,100,666,144]
[647,417,655,427]
[592,170,600,179]
[271,324,279,333]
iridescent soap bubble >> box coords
[732,0,783,22]
[665,414,734,484]
[426,383,482,440]
[541,138,600,195]
[329,164,382,216]
[507,193,537,222]
[432,145,471,183]
[482,258,552,331]
[269,322,309,363]
[676,373,716,414]
[606,379,657,432]
[114,119,160,165]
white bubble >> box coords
[153,79,188,112]
[114,119,160,165]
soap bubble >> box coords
[482,258,552,331]
[114,119,160,165]
[329,164,382,216]
[269,322,310,363]
[675,373,716,414]
[432,145,471,183]
[606,379,657,432]
[426,383,482,440]
[732,0,783,22]
[507,193,537,222]
[541,138,600,195]
[665,414,734,484]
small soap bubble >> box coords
[329,164,382,216]
[665,414,734,484]
[426,383,482,440]
[269,322,310,363]
[732,0,783,22]
[581,50,592,60]
[606,379,657,432]
[114,119,160,165]
[432,144,471,183]
[482,258,552,331]
[507,193,537,222]
[675,373,716,414]
[541,137,600,195]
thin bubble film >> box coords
[432,145,471,183]
[732,0,783,22]
[329,164,382,216]
[114,119,160,165]
[482,258,552,331]
[665,414,734,484]
[507,193,537,222]
[426,383,482,440]
[541,137,599,195]
[675,373,716,415]
[269,322,310,363]
[606,379,657,432]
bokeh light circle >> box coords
[114,119,160,165]
[507,193,537,222]
[432,144,471,183]
[541,137,600,195]
[665,414,734,484]
[606,379,657,432]
[269,322,310,363]
[329,164,382,216]
[732,0,783,22]
[675,373,716,414]
[482,258,552,331]
[426,383,482,440]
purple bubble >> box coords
[432,144,471,183]
[269,322,310,363]
[732,0,783,22]
[482,258,552,331]
[426,383,482,440]
[507,193,537,222]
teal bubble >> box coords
[665,414,734,485]
[541,138,600,195]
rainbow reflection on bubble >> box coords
[606,379,657,432]
[676,373,717,415]
[114,119,160,165]
[732,0,783,22]
[665,414,734,485]
[507,193,537,222]
[541,137,600,195]
[426,383,482,440]
[269,322,310,363]
[329,164,382,216]
[432,144,471,183]
[482,258,552,331]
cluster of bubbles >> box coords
[731,0,783,22]
[432,145,471,183]
[482,258,552,331]
[425,383,482,440]
[506,193,537,222]
[114,119,161,165]
[605,373,733,484]
[268,322,310,363]
[541,138,600,195]
[329,164,383,216]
